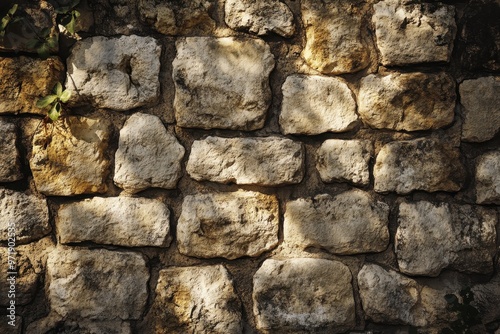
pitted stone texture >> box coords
[0,189,50,245]
[57,196,171,247]
[253,258,355,333]
[472,274,500,324]
[143,265,242,334]
[316,140,372,186]
[301,0,370,74]
[279,75,358,135]
[0,120,22,182]
[27,319,132,334]
[173,37,274,130]
[114,113,185,193]
[30,117,110,196]
[475,151,500,204]
[47,247,148,320]
[374,138,465,194]
[67,35,161,110]
[396,201,497,276]
[460,77,500,142]
[0,57,64,115]
[187,136,304,186]
[358,72,456,131]
[0,316,21,333]
[373,0,456,65]
[224,0,295,37]
[284,189,389,255]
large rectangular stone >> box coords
[0,119,22,182]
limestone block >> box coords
[279,75,358,135]
[374,138,465,194]
[475,151,500,204]
[316,140,372,186]
[358,72,456,131]
[114,113,185,193]
[177,190,279,259]
[187,136,304,186]
[284,189,389,254]
[460,77,500,142]
[66,35,161,110]
[373,0,456,65]
[224,0,295,37]
[0,119,22,182]
[173,37,274,130]
[253,258,355,333]
[30,117,110,196]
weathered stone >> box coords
[358,72,456,131]
[27,319,132,334]
[475,151,500,204]
[142,265,242,334]
[279,75,358,135]
[0,57,64,115]
[30,117,110,196]
[253,258,355,333]
[284,189,389,255]
[66,35,161,110]
[0,316,21,333]
[0,188,50,244]
[396,201,497,276]
[301,0,370,74]
[373,0,456,65]
[374,138,465,194]
[187,136,304,186]
[472,274,500,324]
[177,190,279,259]
[114,113,185,193]
[460,77,500,142]
[0,119,22,182]
[57,196,171,247]
[46,247,148,320]
[173,37,274,130]
[316,140,372,186]
[224,0,295,37]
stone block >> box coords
[0,119,22,182]
[475,151,500,204]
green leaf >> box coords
[40,27,51,37]
[1,17,10,30]
[25,38,40,49]
[48,102,61,121]
[37,43,51,59]
[36,95,58,108]
[46,35,58,49]
[65,16,75,34]
[73,10,80,18]
[8,4,18,16]
[53,82,62,96]
[59,89,71,103]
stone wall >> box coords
[0,0,499,333]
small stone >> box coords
[374,138,465,194]
[475,151,500,204]
[173,37,274,130]
[114,113,185,193]
[224,0,295,37]
[253,258,355,332]
[279,75,358,135]
[358,72,456,131]
[460,77,500,142]
[187,136,304,186]
[66,35,161,110]
[316,140,372,186]
[472,274,500,324]
[177,190,279,259]
[0,119,22,182]
[373,0,456,65]
[284,189,389,255]
[57,196,171,247]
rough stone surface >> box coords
[0,119,22,182]
[224,0,295,37]
[460,76,500,142]
[173,37,274,130]
[0,57,64,115]
[66,35,161,110]
[374,138,465,194]
[396,201,497,276]
[301,0,369,74]
[279,75,358,135]
[177,190,279,259]
[253,258,355,333]
[284,189,389,254]
[358,72,456,131]
[0,188,50,245]
[56,196,171,247]
[0,316,21,334]
[187,136,304,186]
[27,319,132,334]
[475,151,500,204]
[373,0,456,65]
[46,247,148,320]
[472,274,500,324]
[316,140,372,186]
[142,265,242,334]
[114,113,185,193]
